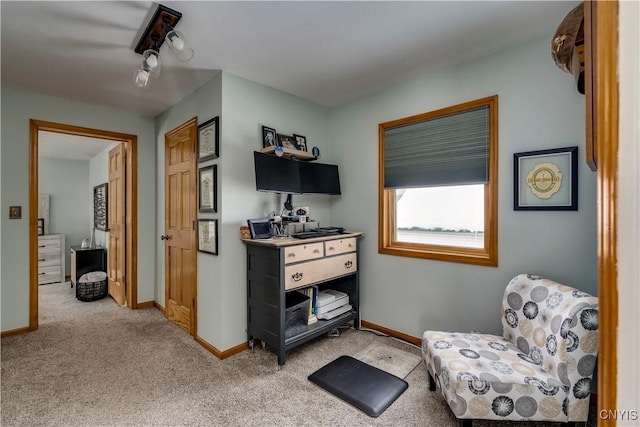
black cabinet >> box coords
[70,246,107,287]
[244,233,362,366]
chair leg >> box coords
[428,372,436,391]
[459,419,472,427]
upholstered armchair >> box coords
[422,274,598,426]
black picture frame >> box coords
[37,218,45,236]
[277,134,297,150]
[514,146,578,211]
[198,116,219,162]
[93,183,108,230]
[293,134,308,151]
[198,219,218,255]
[198,165,217,213]
[262,125,277,148]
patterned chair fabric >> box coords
[422,274,598,423]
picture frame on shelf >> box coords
[514,146,578,211]
[277,134,297,150]
[198,116,219,162]
[93,183,108,231]
[198,219,218,255]
[37,218,45,236]
[198,165,217,213]
[293,134,307,151]
[262,125,277,148]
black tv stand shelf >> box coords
[243,232,363,366]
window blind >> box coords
[384,106,489,188]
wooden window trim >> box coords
[378,96,498,267]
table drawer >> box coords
[284,242,324,265]
[324,237,357,256]
[38,252,61,267]
[284,253,357,290]
[38,266,61,285]
[38,235,61,248]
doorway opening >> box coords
[29,120,138,331]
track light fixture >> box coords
[133,4,194,88]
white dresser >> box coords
[37,234,65,285]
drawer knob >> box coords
[38,258,46,262]
[328,246,335,251]
[38,272,46,275]
[313,249,320,254]
[348,243,353,248]
[291,272,303,282]
[38,245,46,248]
[288,253,296,258]
[345,260,353,269]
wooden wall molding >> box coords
[594,1,619,425]
[1,327,31,338]
[29,120,138,331]
[361,320,421,347]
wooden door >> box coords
[108,144,126,306]
[164,118,198,335]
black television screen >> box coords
[253,151,341,195]
[253,151,301,193]
[300,161,341,195]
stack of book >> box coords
[316,289,351,320]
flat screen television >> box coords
[300,161,341,195]
[253,151,341,195]
[254,151,302,194]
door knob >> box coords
[160,234,169,241]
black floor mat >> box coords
[308,355,409,417]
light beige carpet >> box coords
[1,282,597,427]
[353,341,421,379]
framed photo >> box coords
[199,165,217,213]
[198,116,219,162]
[93,183,108,230]
[262,126,277,148]
[38,218,45,236]
[277,134,297,150]
[198,219,218,255]
[514,146,578,211]
[293,134,307,151]
[9,206,21,219]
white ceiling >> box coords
[39,131,118,160]
[1,1,577,118]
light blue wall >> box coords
[38,157,91,275]
[219,72,330,349]
[1,35,597,348]
[154,72,224,346]
[154,71,331,350]
[0,86,156,331]
[327,35,597,337]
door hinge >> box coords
[193,220,195,230]
[192,298,195,309]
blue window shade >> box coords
[384,106,489,189]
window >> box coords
[378,96,498,266]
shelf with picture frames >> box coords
[260,146,317,161]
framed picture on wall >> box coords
[93,183,108,230]
[198,116,219,162]
[514,146,578,210]
[198,219,218,255]
[199,165,217,213]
